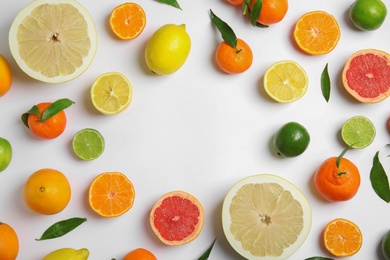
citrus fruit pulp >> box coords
[150,190,204,246]
[0,222,19,260]
[109,2,146,40]
[215,38,253,74]
[273,122,310,157]
[8,0,97,83]
[88,172,135,217]
[222,174,312,259]
[323,218,362,257]
[341,115,376,149]
[349,0,387,31]
[72,128,104,160]
[293,11,340,55]
[342,49,390,103]
[0,55,12,96]
[0,137,12,172]
[90,72,132,115]
[264,60,308,103]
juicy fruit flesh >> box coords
[341,116,376,149]
[72,128,105,160]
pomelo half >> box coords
[222,174,312,260]
[150,190,204,246]
[342,49,390,103]
[9,0,97,83]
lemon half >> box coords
[222,174,312,260]
[9,0,97,83]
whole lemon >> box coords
[349,0,387,31]
[23,168,71,215]
[273,122,310,158]
[145,24,191,75]
[0,137,12,172]
[42,248,89,260]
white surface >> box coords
[1,0,390,259]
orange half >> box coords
[109,3,146,40]
[88,172,135,217]
[293,11,340,55]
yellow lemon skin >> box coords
[0,55,12,96]
[42,248,89,260]
[145,24,191,75]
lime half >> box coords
[72,128,105,160]
[0,137,12,172]
[341,115,376,149]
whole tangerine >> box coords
[250,0,288,25]
[0,55,12,97]
[123,248,157,260]
[226,0,244,5]
[215,38,253,74]
[314,157,360,202]
[0,222,19,260]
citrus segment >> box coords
[293,11,340,55]
[109,2,146,40]
[0,55,12,96]
[222,174,312,259]
[88,172,135,217]
[90,72,132,115]
[264,60,308,103]
[342,49,390,103]
[150,190,204,246]
[8,0,97,83]
[323,218,362,257]
[341,115,376,149]
[0,222,19,260]
[72,128,105,160]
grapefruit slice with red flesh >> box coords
[342,49,390,103]
[150,190,204,246]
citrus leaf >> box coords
[249,0,262,26]
[321,63,330,102]
[198,239,216,260]
[40,98,75,122]
[370,151,390,203]
[242,0,251,15]
[210,9,237,49]
[21,105,40,128]
[36,217,87,241]
[155,0,181,10]
[305,257,334,260]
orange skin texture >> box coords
[251,0,288,25]
[0,55,12,97]
[314,157,360,202]
[123,248,157,260]
[215,38,253,74]
[0,222,19,260]
[27,102,67,139]
[226,0,244,5]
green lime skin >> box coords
[273,122,310,158]
[382,230,390,260]
[349,0,387,31]
[0,137,12,172]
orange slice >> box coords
[109,2,146,40]
[293,11,340,55]
[323,218,362,257]
[88,172,135,217]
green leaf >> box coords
[370,151,390,203]
[210,9,237,49]
[321,63,331,102]
[40,98,75,122]
[305,257,334,260]
[242,0,251,15]
[198,239,216,260]
[155,0,181,10]
[249,0,263,26]
[36,217,87,241]
[21,105,40,128]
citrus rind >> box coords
[9,0,97,83]
[341,115,376,149]
[222,174,312,260]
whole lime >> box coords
[273,122,310,158]
[145,24,191,75]
[0,137,12,172]
[349,0,387,31]
[382,230,390,260]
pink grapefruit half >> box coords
[342,49,390,103]
[149,190,204,246]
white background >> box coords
[1,0,390,259]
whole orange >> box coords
[314,157,360,202]
[226,0,244,5]
[123,248,157,260]
[27,102,67,139]
[215,38,253,74]
[23,168,71,215]
[0,55,12,97]
[250,0,288,25]
[0,222,19,260]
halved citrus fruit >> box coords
[109,2,146,40]
[88,172,135,217]
[342,49,390,103]
[150,190,204,246]
[8,0,97,83]
[90,72,132,115]
[264,60,308,103]
[341,115,376,149]
[222,174,312,259]
[323,218,362,257]
[72,128,105,160]
[293,11,340,55]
